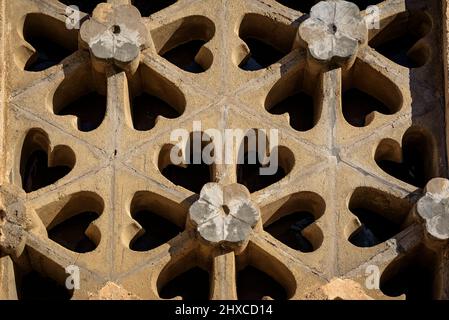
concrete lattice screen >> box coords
[1,0,449,300]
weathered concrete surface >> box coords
[302,278,374,300]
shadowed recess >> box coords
[238,14,296,71]
[14,270,73,300]
[22,13,78,72]
[342,88,392,127]
[380,247,436,300]
[237,131,294,193]
[130,210,182,251]
[375,128,435,188]
[131,93,180,131]
[346,187,411,248]
[237,266,287,300]
[159,267,210,300]
[48,212,99,253]
[20,129,75,193]
[59,0,103,13]
[57,92,106,132]
[350,1,383,10]
[132,0,176,17]
[275,0,316,12]
[152,16,215,73]
[369,11,432,68]
[265,192,325,252]
[158,132,214,194]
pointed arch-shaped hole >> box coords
[346,187,411,248]
[380,245,437,300]
[236,129,294,193]
[375,127,436,188]
[20,13,78,72]
[265,69,320,131]
[128,191,183,252]
[264,192,325,252]
[151,16,215,73]
[237,13,297,71]
[342,58,403,127]
[130,65,185,131]
[158,132,215,194]
[53,66,106,132]
[20,129,75,193]
[370,11,432,68]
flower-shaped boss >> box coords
[188,183,260,250]
[296,0,368,69]
[80,3,151,74]
[416,178,449,241]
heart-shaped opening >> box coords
[38,192,103,253]
[346,187,411,248]
[265,68,320,131]
[158,132,215,194]
[369,11,432,68]
[380,245,437,300]
[375,127,436,188]
[128,191,183,252]
[20,129,75,193]
[20,13,78,72]
[132,0,176,17]
[236,129,294,193]
[53,67,107,132]
[264,191,325,252]
[152,16,215,73]
[129,65,185,131]
[235,242,295,300]
[237,14,296,71]
[342,58,403,127]
[157,255,210,300]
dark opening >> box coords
[162,40,207,73]
[48,212,99,253]
[275,0,316,13]
[159,267,210,300]
[342,88,392,127]
[14,269,73,300]
[348,208,401,247]
[268,92,315,131]
[57,92,106,132]
[265,212,316,252]
[23,14,77,72]
[350,1,383,10]
[132,0,176,17]
[160,134,213,194]
[375,131,432,188]
[21,150,72,193]
[237,265,287,300]
[369,12,431,68]
[130,210,182,251]
[239,38,286,71]
[112,25,121,35]
[131,92,181,131]
[237,152,287,193]
[380,248,436,300]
